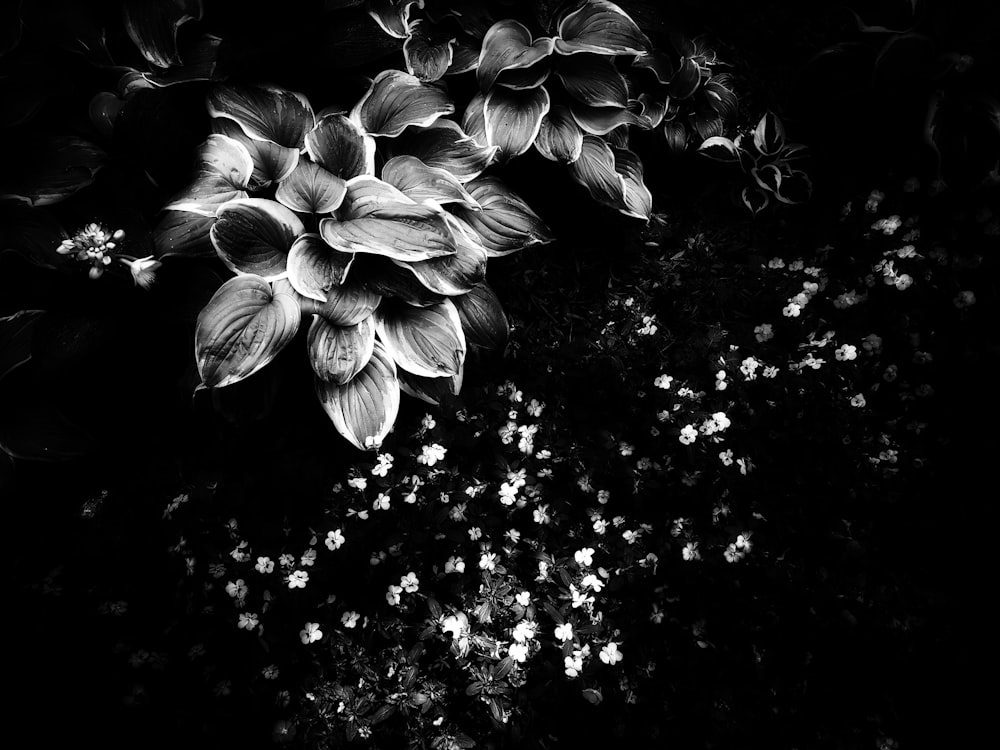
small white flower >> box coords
[682,542,701,561]
[347,476,367,490]
[237,612,258,630]
[300,622,323,644]
[417,443,447,466]
[371,453,393,477]
[512,620,537,643]
[850,393,867,408]
[508,642,529,663]
[421,414,436,430]
[479,552,498,572]
[679,425,698,445]
[255,556,274,574]
[121,255,162,290]
[341,611,360,629]
[373,493,391,511]
[754,323,774,342]
[526,399,545,417]
[554,622,574,642]
[515,590,531,607]
[444,556,465,574]
[599,642,623,665]
[782,303,801,318]
[574,547,595,568]
[835,344,858,361]
[468,526,482,541]
[400,572,419,593]
[386,584,403,606]
[654,374,673,389]
[953,290,976,308]
[300,549,317,567]
[719,449,734,466]
[287,570,309,589]
[325,529,345,551]
[441,613,468,639]
[581,573,604,592]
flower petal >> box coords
[315,339,400,451]
[304,112,375,180]
[207,84,315,149]
[534,105,584,163]
[374,299,466,378]
[195,274,301,388]
[554,0,650,56]
[287,233,355,302]
[122,0,203,68]
[351,70,454,137]
[455,176,553,256]
[567,135,626,210]
[391,119,497,182]
[404,19,456,82]
[275,159,348,214]
[368,0,422,39]
[211,118,298,189]
[164,134,252,215]
[477,19,555,92]
[307,314,376,385]
[453,281,508,351]
[484,85,551,162]
[381,155,480,209]
[319,210,457,262]
[568,100,648,135]
[210,198,305,279]
[392,214,487,295]
[554,52,628,107]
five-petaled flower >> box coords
[574,547,595,567]
[325,529,345,551]
[508,642,529,663]
[287,570,309,589]
[554,622,574,642]
[341,611,360,629]
[225,579,248,604]
[300,622,323,644]
[400,572,419,593]
[386,584,403,606]
[255,556,274,574]
[238,612,258,630]
[599,642,624,665]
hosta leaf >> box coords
[741,186,769,215]
[477,19,555,92]
[398,368,463,406]
[0,310,45,381]
[666,57,702,99]
[211,118,298,189]
[534,105,584,163]
[369,0,422,39]
[604,124,629,149]
[195,274,301,387]
[698,135,741,162]
[319,210,456,261]
[308,314,376,384]
[447,38,481,75]
[404,19,456,82]
[1,136,106,207]
[394,214,487,295]
[316,339,400,451]
[704,76,738,120]
[554,52,628,108]
[568,135,626,211]
[317,279,382,326]
[207,84,315,149]
[751,163,782,194]
[611,146,652,220]
[122,0,203,68]
[89,92,124,140]
[211,198,305,279]
[632,49,675,85]
[153,210,215,258]
[484,85,551,162]
[351,70,454,137]
[461,90,489,146]
[455,176,553,256]
[141,33,223,88]
[453,281,508,350]
[359,256,447,307]
[339,175,419,219]
[375,299,466,378]
[381,155,480,209]
[287,233,355,302]
[636,92,667,129]
[425,0,493,38]
[275,159,348,214]
[774,169,812,204]
[689,109,725,141]
[568,100,647,135]
[305,112,376,180]
[753,112,785,156]
[662,119,688,153]
[393,119,498,182]
[554,0,650,56]
[164,134,253,215]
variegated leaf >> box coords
[381,155,480,209]
[287,233,355,302]
[461,90,489,146]
[667,57,702,99]
[307,314,376,384]
[477,19,555,92]
[153,210,216,259]
[568,100,647,135]
[195,274,301,387]
[207,84,315,148]
[534,105,584,163]
[210,198,304,279]
[567,135,626,210]
[554,52,628,108]
[351,70,454,137]
[455,176,553,256]
[453,281,508,350]
[368,0,422,39]
[404,19,456,82]
[305,112,375,180]
[398,368,463,406]
[319,210,456,262]
[164,134,252,215]
[375,299,466,378]
[122,0,203,68]
[275,159,348,214]
[484,85,551,162]
[317,279,382,326]
[753,112,786,156]
[211,118,298,189]
[391,119,498,182]
[611,146,652,220]
[554,0,650,56]
[338,175,419,219]
[393,214,487,296]
[698,135,741,163]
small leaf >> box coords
[275,159,348,214]
[774,169,813,204]
[753,112,786,156]
[581,688,603,705]
[554,0,650,56]
[751,163,782,194]
[534,104,584,163]
[392,119,498,182]
[404,19,456,82]
[287,233,355,302]
[351,70,454,137]
[741,186,769,215]
[698,135,741,162]
[164,134,253,215]
[153,210,215,259]
[195,274,301,387]
[307,314,376,384]
[611,146,652,220]
[210,198,305,279]
[305,113,375,180]
[484,85,551,162]
[381,155,480,209]
[207,84,315,149]
[554,52,628,108]
[375,299,466,378]
[477,19,555,92]
[453,282,508,350]
[455,176,553,256]
[122,0,203,68]
[315,339,400,451]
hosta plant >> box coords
[162,77,552,450]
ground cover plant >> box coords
[2,1,995,748]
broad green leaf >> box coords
[568,100,647,135]
[211,198,304,279]
[351,70,454,137]
[477,19,555,92]
[375,299,466,378]
[689,109,725,141]
[635,92,667,129]
[1,136,106,207]
[667,57,702,99]
[308,314,376,384]
[315,339,400,451]
[461,90,489,146]
[305,112,375,180]
[662,120,688,153]
[195,274,301,387]
[447,38,481,75]
[611,146,652,220]
[704,75,738,120]
[317,279,382,326]
[0,203,69,270]
[753,112,786,156]
[425,0,493,38]
[404,19,456,82]
[275,159,348,214]
[141,33,223,88]
[741,186,769,215]
[338,175,419,219]
[319,210,456,262]
[398,367,463,406]
[554,52,628,108]
[368,0,422,39]
[455,176,553,256]
[534,104,584,163]
[211,118,298,188]
[381,155,480,209]
[394,214,487,296]
[631,49,675,85]
[774,169,812,204]
[207,84,315,149]
[494,60,551,90]
[567,135,626,210]
[392,119,498,182]
[484,85,551,162]
[89,92,123,140]
[453,282,508,350]
[698,135,741,162]
[122,0,203,68]
[153,210,215,258]
[359,256,447,307]
[164,134,253,215]
[287,233,355,302]
[751,163,782,194]
[554,0,650,56]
